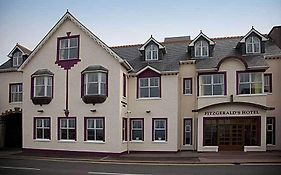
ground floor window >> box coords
[58,118,76,141]
[130,118,144,141]
[184,119,192,145]
[122,118,127,141]
[266,117,275,145]
[34,117,50,140]
[152,118,167,141]
[203,117,260,149]
[85,117,105,142]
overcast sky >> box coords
[0,0,280,64]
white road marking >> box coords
[241,163,281,166]
[88,172,152,175]
[0,166,40,171]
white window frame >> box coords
[184,119,192,145]
[12,51,23,67]
[184,79,192,95]
[122,118,127,141]
[59,118,76,141]
[10,84,22,102]
[35,118,50,140]
[59,37,79,60]
[86,118,104,142]
[131,119,143,141]
[195,40,209,57]
[246,36,260,54]
[34,76,52,97]
[153,119,167,141]
[266,117,275,145]
[238,72,263,95]
[145,44,158,60]
[84,72,106,96]
[264,74,272,93]
[139,77,160,98]
[200,74,225,96]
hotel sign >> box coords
[204,110,259,116]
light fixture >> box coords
[146,110,151,113]
[37,109,44,113]
[90,109,97,112]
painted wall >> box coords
[21,18,126,153]
[127,74,179,151]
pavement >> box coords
[1,148,281,165]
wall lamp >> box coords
[146,110,151,113]
[90,109,97,112]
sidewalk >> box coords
[1,148,281,164]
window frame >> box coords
[123,73,127,97]
[138,77,160,98]
[145,44,158,61]
[198,72,226,96]
[195,40,209,57]
[57,35,80,61]
[33,76,53,97]
[9,83,23,103]
[152,118,167,142]
[34,117,51,140]
[264,73,272,93]
[237,71,264,95]
[246,36,261,54]
[58,117,76,141]
[12,51,23,67]
[84,72,107,96]
[266,117,275,145]
[130,118,144,141]
[183,118,192,145]
[84,117,105,142]
[122,118,128,141]
[183,78,192,95]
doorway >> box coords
[3,113,22,148]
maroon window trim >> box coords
[137,68,161,98]
[122,118,128,141]
[236,70,265,95]
[183,118,192,145]
[56,35,80,61]
[152,118,168,141]
[31,76,54,98]
[130,118,144,141]
[264,73,272,93]
[58,117,77,141]
[197,71,227,96]
[183,78,192,95]
[9,83,22,103]
[84,117,105,142]
[33,117,51,140]
[123,73,126,97]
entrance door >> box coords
[4,113,22,148]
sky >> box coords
[0,0,280,64]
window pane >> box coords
[133,121,142,128]
[239,73,249,83]
[239,84,250,94]
[150,87,160,97]
[213,84,224,95]
[88,129,95,140]
[202,75,211,84]
[60,49,68,59]
[88,73,98,82]
[69,48,78,58]
[37,129,43,139]
[68,129,76,140]
[35,77,45,85]
[213,74,223,84]
[251,73,262,82]
[35,86,45,96]
[96,129,104,141]
[100,83,106,95]
[101,73,106,83]
[96,119,103,128]
[44,119,50,127]
[61,129,67,139]
[36,119,42,127]
[47,86,52,96]
[60,39,68,48]
[251,83,262,94]
[254,43,260,53]
[155,120,165,128]
[247,44,252,53]
[47,77,52,85]
[202,85,212,95]
[61,119,67,128]
[202,46,208,56]
[155,130,165,140]
[70,38,78,47]
[132,130,142,140]
[88,119,94,129]
[140,78,148,87]
[44,129,50,139]
[68,119,75,128]
[87,83,98,95]
[140,88,149,97]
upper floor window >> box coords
[145,44,158,60]
[199,74,225,96]
[183,78,192,95]
[58,36,79,60]
[195,40,209,57]
[9,83,22,102]
[84,72,107,96]
[12,51,23,67]
[238,72,262,95]
[264,74,272,93]
[34,76,52,97]
[139,77,160,98]
[246,36,260,53]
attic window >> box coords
[57,35,79,60]
[13,51,23,67]
[195,40,209,57]
[145,44,158,60]
[246,36,260,54]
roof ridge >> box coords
[211,35,243,40]
[111,43,143,48]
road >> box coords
[0,157,281,175]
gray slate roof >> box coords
[112,36,281,72]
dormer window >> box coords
[145,44,158,60]
[13,51,23,67]
[246,36,260,54]
[58,35,79,60]
[195,40,209,57]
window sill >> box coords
[9,102,22,104]
[34,139,51,142]
[266,144,276,146]
[198,95,226,98]
[183,94,192,96]
[137,97,161,100]
[152,140,167,144]
[84,140,105,144]
[237,93,267,97]
[130,140,144,143]
[58,140,76,143]
[122,141,128,144]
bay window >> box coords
[34,76,52,97]
[84,72,107,96]
[238,72,263,95]
[200,73,225,96]
[139,77,160,98]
